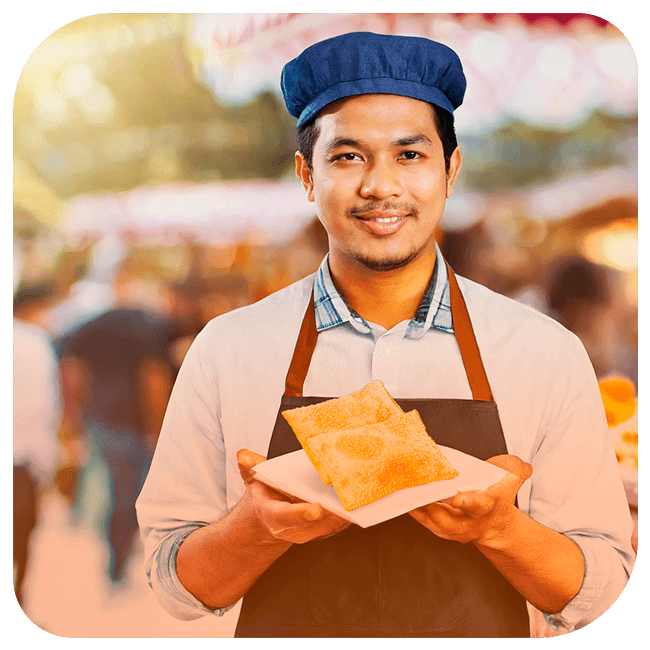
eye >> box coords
[332,152,361,162]
[399,150,422,160]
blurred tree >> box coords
[14,14,298,201]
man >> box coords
[136,32,634,636]
[59,258,175,587]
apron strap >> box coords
[445,261,494,402]
[284,263,494,401]
[285,290,318,397]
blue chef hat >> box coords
[281,31,466,129]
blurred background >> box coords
[12,13,637,638]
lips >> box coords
[353,211,410,236]
[354,211,408,223]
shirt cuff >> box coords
[544,534,617,631]
[150,525,238,621]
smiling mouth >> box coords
[353,211,409,222]
[352,211,410,236]
[362,215,406,223]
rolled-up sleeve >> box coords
[527,334,635,631]
[136,323,235,620]
[148,526,236,620]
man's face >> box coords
[296,94,461,274]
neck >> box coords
[329,249,437,330]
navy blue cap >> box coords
[281,32,466,128]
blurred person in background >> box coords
[165,277,206,371]
[57,257,176,588]
[195,274,251,327]
[164,273,252,370]
[13,280,59,329]
[438,223,493,287]
[440,225,547,313]
[13,281,62,607]
[546,256,617,379]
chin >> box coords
[351,249,420,272]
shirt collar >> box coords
[314,243,453,338]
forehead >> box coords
[315,94,439,143]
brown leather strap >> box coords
[445,261,494,402]
[284,290,318,397]
[284,264,494,401]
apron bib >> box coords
[235,263,530,637]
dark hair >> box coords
[297,102,458,173]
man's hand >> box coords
[409,454,533,548]
[176,448,351,609]
[237,449,350,545]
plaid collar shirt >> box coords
[313,243,453,338]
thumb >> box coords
[237,448,267,483]
[485,454,532,503]
[487,454,533,481]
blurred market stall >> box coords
[15,13,637,252]
[59,180,314,245]
[191,13,636,127]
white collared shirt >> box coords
[136,254,634,632]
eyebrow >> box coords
[322,133,434,153]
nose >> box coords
[359,159,403,200]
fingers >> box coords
[267,499,346,527]
[409,455,534,543]
[263,499,349,543]
[409,503,470,541]
[439,491,496,518]
[286,501,325,523]
[235,450,349,544]
[237,448,267,483]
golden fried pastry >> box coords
[282,382,459,509]
[282,380,403,484]
[304,410,458,511]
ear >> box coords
[445,147,462,199]
[295,151,315,203]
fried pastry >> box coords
[304,410,458,511]
[282,380,403,484]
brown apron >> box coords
[235,263,530,637]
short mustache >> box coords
[348,202,419,217]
